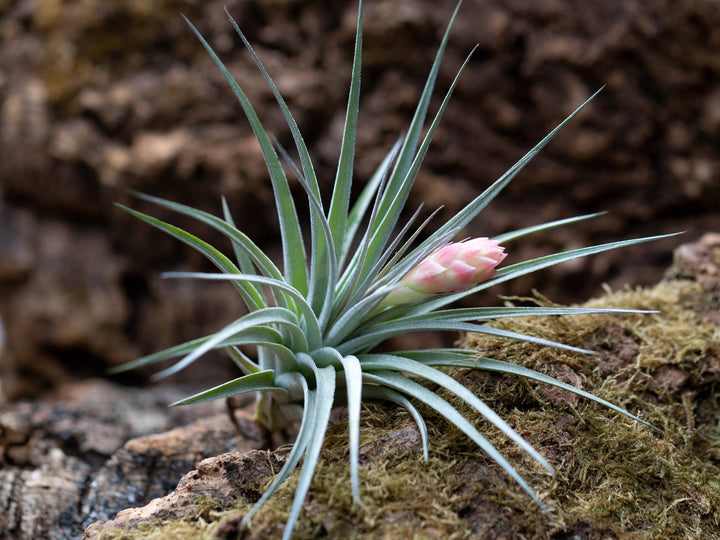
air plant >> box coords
[112,1,674,538]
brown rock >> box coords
[0,378,264,539]
[83,450,283,539]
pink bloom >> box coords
[385,238,506,305]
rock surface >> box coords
[83,450,285,539]
[0,380,265,539]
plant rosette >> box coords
[111,2,677,538]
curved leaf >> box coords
[163,272,322,350]
[116,204,266,311]
[282,354,337,540]
[339,319,594,356]
[109,326,281,374]
[170,370,284,406]
[493,212,605,244]
[421,356,660,431]
[363,370,550,514]
[183,16,308,294]
[241,373,312,527]
[360,354,553,473]
[152,308,301,380]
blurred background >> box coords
[1,0,718,402]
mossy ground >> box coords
[99,279,720,539]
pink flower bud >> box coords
[385,238,506,305]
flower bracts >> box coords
[384,238,506,305]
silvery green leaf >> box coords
[152,308,301,380]
[242,373,312,527]
[170,370,284,406]
[327,0,363,258]
[225,346,261,375]
[363,370,550,514]
[423,356,660,431]
[341,138,402,265]
[116,203,266,311]
[281,355,336,540]
[414,88,605,257]
[162,272,322,350]
[359,47,477,288]
[338,319,594,356]
[419,233,682,313]
[360,354,553,473]
[184,15,309,295]
[493,212,606,243]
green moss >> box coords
[99,279,720,538]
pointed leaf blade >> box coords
[170,370,284,406]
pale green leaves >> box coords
[170,370,284,406]
[112,1,673,538]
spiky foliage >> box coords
[111,2,675,538]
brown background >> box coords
[1,0,718,400]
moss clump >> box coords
[99,278,720,538]
[456,280,720,538]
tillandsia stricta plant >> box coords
[111,1,676,538]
